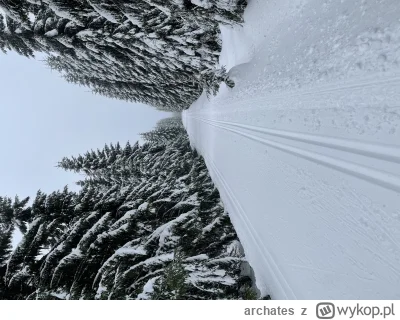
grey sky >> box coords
[1,51,169,203]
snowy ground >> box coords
[183,0,400,299]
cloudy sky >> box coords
[1,51,169,242]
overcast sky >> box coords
[1,51,169,204]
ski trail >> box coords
[183,0,400,299]
[216,74,400,112]
[194,117,400,164]
[206,157,297,299]
[190,115,400,193]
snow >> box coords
[191,0,212,9]
[136,276,159,300]
[88,2,118,24]
[167,35,186,46]
[226,239,242,257]
[93,242,146,286]
[48,3,84,26]
[0,8,6,21]
[202,217,221,233]
[149,3,171,17]
[145,211,193,246]
[183,0,400,299]
[114,246,146,256]
[57,37,74,49]
[206,256,240,265]
[125,253,174,273]
[50,291,68,300]
[77,212,111,248]
[76,30,95,38]
[35,248,50,261]
[172,193,199,208]
[95,285,107,299]
[44,29,58,37]
[137,202,148,211]
[94,245,146,279]
[186,265,235,286]
[124,13,142,27]
[177,46,195,56]
[11,229,23,249]
[185,254,209,262]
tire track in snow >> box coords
[189,115,400,194]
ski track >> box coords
[183,0,400,299]
[190,116,400,193]
[194,117,400,164]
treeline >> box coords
[0,117,257,300]
[0,0,245,111]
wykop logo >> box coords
[316,302,335,319]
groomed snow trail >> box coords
[183,0,400,299]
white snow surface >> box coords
[44,29,58,37]
[183,0,400,299]
[87,1,118,24]
[136,276,159,300]
[191,0,212,9]
[35,248,50,261]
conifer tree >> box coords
[0,197,14,267]
[0,0,245,111]
[152,249,188,300]
[2,117,254,300]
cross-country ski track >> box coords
[183,0,400,299]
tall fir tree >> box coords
[1,118,257,300]
[0,0,246,111]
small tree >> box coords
[152,250,187,300]
[201,66,235,98]
[241,285,258,300]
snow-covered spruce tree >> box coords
[140,117,187,145]
[2,118,252,299]
[3,188,78,300]
[151,249,188,300]
[0,195,32,299]
[0,0,246,111]
[0,197,15,299]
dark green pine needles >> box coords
[0,118,248,300]
[0,0,246,111]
